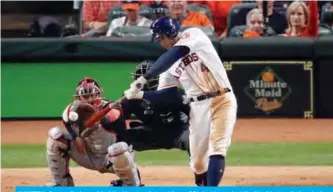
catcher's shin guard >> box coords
[46,127,74,186]
[107,142,142,186]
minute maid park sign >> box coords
[244,66,292,113]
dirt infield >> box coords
[2,119,333,191]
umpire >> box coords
[101,60,207,186]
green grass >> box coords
[2,143,333,168]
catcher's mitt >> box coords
[70,101,98,137]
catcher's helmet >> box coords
[150,16,180,41]
[74,77,102,97]
[132,60,159,91]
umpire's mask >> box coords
[131,60,159,91]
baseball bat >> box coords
[84,96,126,127]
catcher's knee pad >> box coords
[47,127,70,156]
[46,127,73,186]
[107,142,141,186]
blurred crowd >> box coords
[25,0,333,38]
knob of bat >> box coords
[69,111,79,122]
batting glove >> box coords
[124,89,144,100]
[130,76,148,92]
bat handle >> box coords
[83,97,126,128]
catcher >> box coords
[46,77,143,186]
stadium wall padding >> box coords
[2,36,333,118]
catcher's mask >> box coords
[132,60,159,91]
[74,77,103,103]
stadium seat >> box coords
[186,3,213,22]
[107,4,154,26]
[111,26,151,37]
[180,26,217,37]
[77,0,84,34]
[226,3,257,35]
[318,25,333,36]
[320,2,333,23]
[149,3,169,20]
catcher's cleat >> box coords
[110,179,123,186]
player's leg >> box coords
[207,94,237,186]
[174,127,208,186]
[188,100,212,186]
[173,126,190,155]
[46,127,74,186]
[68,139,115,173]
[107,141,143,186]
[127,125,160,151]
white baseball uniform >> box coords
[158,27,238,174]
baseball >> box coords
[69,111,79,122]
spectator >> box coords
[167,0,213,29]
[257,0,288,34]
[83,0,120,33]
[243,8,264,37]
[27,16,61,37]
[284,0,318,37]
[106,0,153,37]
[200,0,241,38]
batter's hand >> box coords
[124,89,144,100]
[130,76,148,92]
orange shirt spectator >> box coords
[285,0,318,37]
[243,8,264,38]
[243,29,261,37]
[201,0,241,37]
[167,1,213,29]
[83,1,120,31]
[181,11,212,28]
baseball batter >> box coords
[124,16,237,186]
[100,60,206,185]
[46,77,143,186]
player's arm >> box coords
[143,45,190,79]
[100,99,142,132]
